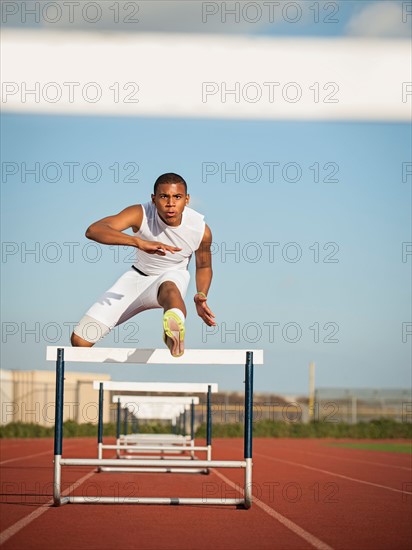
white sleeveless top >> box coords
[132,202,205,275]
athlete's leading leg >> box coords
[157,281,187,315]
[158,281,186,357]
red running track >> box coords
[0,438,411,550]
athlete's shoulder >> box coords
[184,206,205,223]
[202,223,212,240]
[123,204,144,232]
[141,201,156,218]
[183,207,206,251]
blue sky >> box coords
[1,113,411,392]
[1,1,411,393]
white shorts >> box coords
[73,268,190,342]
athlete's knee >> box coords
[72,315,111,345]
[71,332,94,347]
[158,280,180,297]
[159,280,179,291]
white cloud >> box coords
[345,1,411,38]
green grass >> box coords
[0,421,175,438]
[1,418,411,439]
[327,442,412,453]
[195,418,412,439]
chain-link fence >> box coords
[312,388,411,424]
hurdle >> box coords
[110,394,204,458]
[109,387,212,450]
[97,391,211,473]
[94,381,219,469]
[107,388,216,455]
[48,346,263,508]
[104,392,218,474]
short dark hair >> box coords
[153,173,187,195]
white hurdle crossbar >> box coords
[49,347,263,508]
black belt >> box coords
[132,265,148,276]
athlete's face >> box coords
[151,183,189,226]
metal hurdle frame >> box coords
[97,382,219,469]
[110,394,203,459]
[49,346,263,508]
[97,392,210,474]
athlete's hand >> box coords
[194,293,216,326]
[137,240,182,256]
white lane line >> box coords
[0,469,96,546]
[0,442,35,451]
[279,448,411,472]
[1,450,56,466]
[0,443,82,465]
[255,453,412,495]
[213,469,334,550]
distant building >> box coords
[2,369,409,427]
[0,369,111,426]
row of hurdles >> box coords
[47,347,264,508]
[97,381,219,474]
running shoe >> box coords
[162,310,185,357]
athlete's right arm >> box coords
[85,205,181,255]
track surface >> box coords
[1,438,411,550]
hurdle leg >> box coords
[190,399,195,459]
[53,348,68,506]
[244,351,254,509]
[205,384,212,473]
[97,383,103,469]
[116,398,121,458]
[123,406,128,438]
[183,408,187,438]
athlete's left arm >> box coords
[194,225,216,326]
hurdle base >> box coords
[244,457,253,509]
[99,467,209,474]
[61,458,245,468]
[121,454,197,460]
[53,496,70,507]
[101,444,207,452]
[66,496,246,506]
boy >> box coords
[71,173,215,356]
